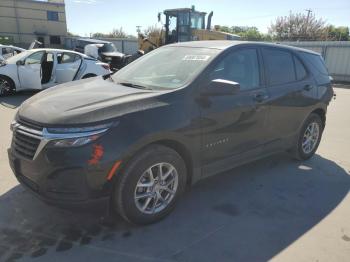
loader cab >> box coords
[164,7,207,44]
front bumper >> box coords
[8,143,113,210]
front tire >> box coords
[0,76,15,96]
[292,113,323,160]
[112,145,187,225]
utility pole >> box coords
[14,0,22,45]
[136,26,142,35]
[304,9,312,40]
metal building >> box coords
[0,0,67,48]
[283,41,350,82]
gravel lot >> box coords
[0,86,349,262]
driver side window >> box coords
[210,48,260,91]
[25,51,45,65]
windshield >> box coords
[191,13,204,29]
[112,47,220,90]
[6,50,31,63]
[100,43,117,53]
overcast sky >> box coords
[64,0,350,36]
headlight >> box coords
[51,135,100,147]
[46,122,115,147]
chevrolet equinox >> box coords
[8,41,333,224]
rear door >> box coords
[18,51,44,89]
[199,47,270,176]
[55,52,82,83]
[262,47,317,149]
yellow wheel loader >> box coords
[138,6,240,53]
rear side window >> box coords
[263,48,295,85]
[59,53,81,64]
[303,53,329,75]
[294,56,307,80]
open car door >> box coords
[55,52,82,84]
[18,51,44,90]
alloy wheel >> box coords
[134,162,179,215]
[302,122,320,154]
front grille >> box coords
[17,118,42,131]
[12,120,43,160]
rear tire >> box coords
[112,145,187,225]
[0,76,15,96]
[291,113,323,160]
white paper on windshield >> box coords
[182,55,210,61]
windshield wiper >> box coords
[117,82,151,90]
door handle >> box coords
[303,84,313,91]
[253,93,269,102]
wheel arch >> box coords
[82,73,97,79]
[120,138,195,187]
[0,74,16,90]
[151,139,194,186]
[311,108,326,128]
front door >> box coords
[199,48,270,176]
[55,52,82,83]
[18,51,44,90]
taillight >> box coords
[101,64,110,70]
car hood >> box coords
[101,51,125,58]
[18,77,167,126]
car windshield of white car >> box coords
[6,51,31,63]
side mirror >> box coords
[16,60,25,66]
[203,79,240,96]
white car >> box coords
[0,44,25,61]
[0,48,111,96]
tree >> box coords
[91,32,107,38]
[110,27,127,38]
[143,25,162,38]
[91,27,130,39]
[268,11,327,41]
[67,30,78,37]
[326,25,349,41]
[215,25,265,41]
[239,28,262,41]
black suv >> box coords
[8,41,333,224]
